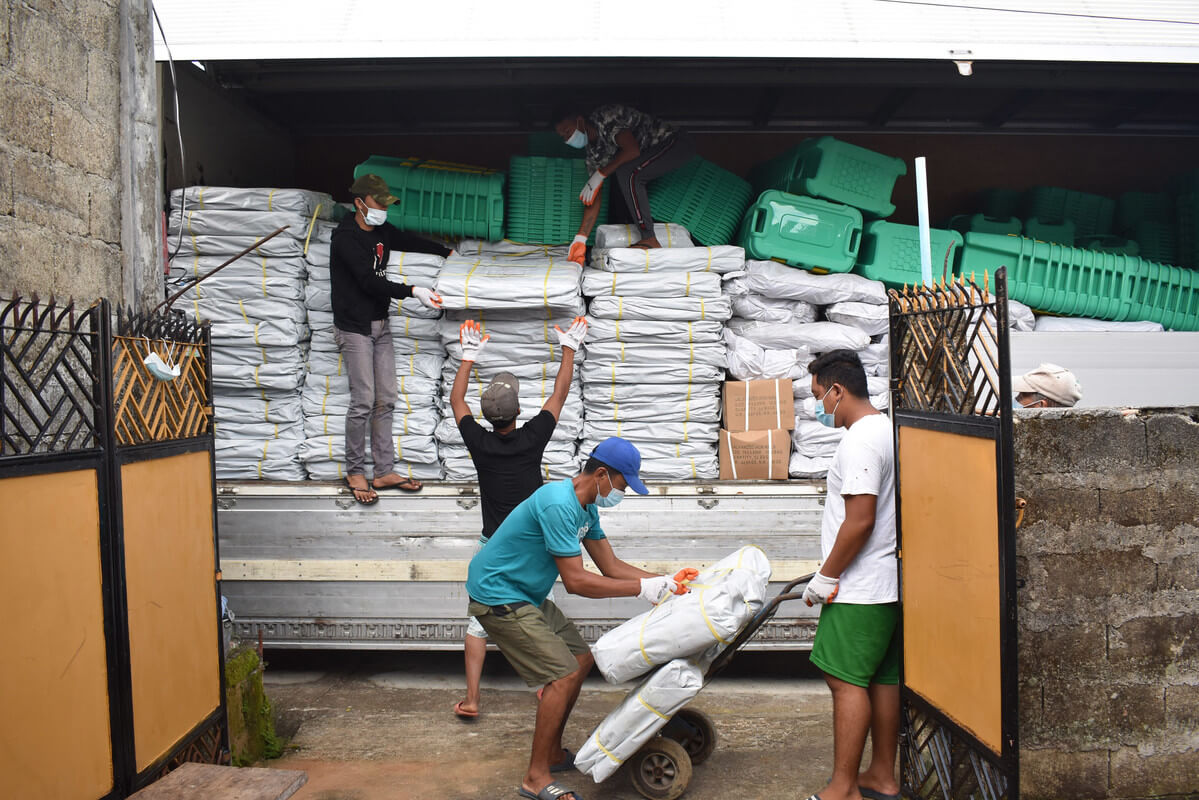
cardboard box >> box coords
[719,428,791,480]
[723,379,795,432]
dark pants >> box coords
[612,133,696,241]
[334,320,396,477]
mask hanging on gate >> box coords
[143,351,181,382]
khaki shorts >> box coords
[467,598,590,687]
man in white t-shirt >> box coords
[801,349,899,800]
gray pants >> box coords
[335,320,396,478]
[611,133,696,240]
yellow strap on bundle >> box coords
[542,264,552,308]
[237,300,250,324]
[700,298,706,320]
[690,458,698,479]
[685,272,692,296]
[611,271,617,294]
[687,321,694,344]
[396,437,403,460]
[267,188,276,211]
[611,403,619,421]
[253,365,261,387]
[327,437,334,459]
[637,693,670,721]
[617,296,624,320]
[614,319,621,342]
[262,399,271,422]
[463,260,481,307]
[665,225,674,247]
[706,246,713,272]
[258,440,268,479]
[593,731,622,764]
[644,248,650,272]
[303,204,321,256]
[197,187,205,208]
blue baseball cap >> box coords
[589,437,648,495]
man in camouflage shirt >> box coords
[555,104,694,263]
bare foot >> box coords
[373,472,422,492]
[630,236,662,249]
[345,475,378,505]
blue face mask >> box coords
[565,125,587,149]
[595,472,624,508]
[815,386,841,428]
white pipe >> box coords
[915,156,933,286]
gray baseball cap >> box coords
[481,372,520,424]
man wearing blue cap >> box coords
[466,437,698,800]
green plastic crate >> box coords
[737,190,862,273]
[527,131,585,160]
[647,157,754,246]
[959,233,1138,320]
[1128,260,1199,330]
[506,156,608,245]
[1133,220,1178,265]
[1116,191,1173,232]
[1023,217,1076,246]
[749,137,906,218]
[1023,186,1115,237]
[1178,192,1198,269]
[978,188,1022,219]
[948,214,1022,236]
[1082,236,1140,256]
[852,221,962,289]
[354,155,505,241]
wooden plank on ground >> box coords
[128,763,307,800]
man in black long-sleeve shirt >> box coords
[331,174,450,504]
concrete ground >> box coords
[261,650,841,800]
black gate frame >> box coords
[889,271,1019,799]
[0,296,228,799]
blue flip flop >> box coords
[860,788,901,800]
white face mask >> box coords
[595,471,624,508]
[143,352,180,382]
[565,125,587,149]
[361,203,388,226]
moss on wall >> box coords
[224,646,283,766]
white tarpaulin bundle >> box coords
[585,318,724,344]
[727,318,871,352]
[790,451,834,479]
[169,189,318,481]
[594,245,745,274]
[730,291,818,325]
[583,419,719,445]
[582,270,723,299]
[455,239,570,259]
[580,361,725,386]
[824,301,890,336]
[745,260,887,305]
[301,248,448,480]
[575,657,706,782]
[436,256,583,313]
[860,336,890,377]
[592,546,772,683]
[583,394,721,424]
[594,223,693,250]
[587,295,732,322]
[1033,315,1164,332]
[582,341,727,368]
[723,329,810,381]
[792,419,844,458]
[170,187,335,219]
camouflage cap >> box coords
[349,174,398,206]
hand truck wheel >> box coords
[626,735,693,800]
[661,707,717,766]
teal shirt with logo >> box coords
[466,478,606,606]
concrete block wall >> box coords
[0,0,160,309]
[1014,408,1199,799]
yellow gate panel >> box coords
[899,426,1003,755]
[0,470,114,800]
[121,450,220,772]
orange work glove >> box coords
[568,235,587,266]
[672,567,699,594]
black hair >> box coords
[553,109,585,127]
[808,349,869,399]
[350,192,367,205]
[582,456,624,483]
[487,416,516,430]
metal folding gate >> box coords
[0,297,226,800]
[889,271,1019,799]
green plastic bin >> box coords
[1133,220,1178,266]
[354,155,505,241]
[1023,186,1115,237]
[737,190,862,273]
[1023,217,1076,246]
[1128,260,1199,331]
[527,131,584,160]
[1082,236,1140,256]
[647,157,754,246]
[506,156,608,245]
[852,221,963,289]
[959,233,1138,320]
[948,214,1022,236]
[978,188,1023,220]
[749,137,906,218]
[1178,192,1198,269]
[1116,191,1173,232]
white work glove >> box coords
[580,171,605,206]
[568,235,587,266]
[413,286,443,309]
[458,320,489,363]
[802,571,840,607]
[554,316,588,352]
[638,575,682,605]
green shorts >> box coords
[810,601,900,688]
[466,598,590,687]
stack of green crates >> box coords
[1023,186,1115,238]
[749,136,907,219]
[1117,191,1173,233]
[647,157,753,246]
[737,190,862,273]
[1023,218,1076,246]
[978,188,1023,220]
[853,221,963,289]
[1133,221,1178,265]
[1177,191,1198,269]
[948,214,1022,236]
[506,156,608,245]
[1082,236,1140,256]
[353,155,505,241]
[1128,259,1199,330]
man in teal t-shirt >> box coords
[466,437,697,800]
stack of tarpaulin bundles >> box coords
[167,187,335,480]
[299,239,447,481]
[576,546,772,782]
[724,260,891,479]
[434,243,585,480]
[580,224,737,480]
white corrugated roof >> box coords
[152,0,1199,63]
